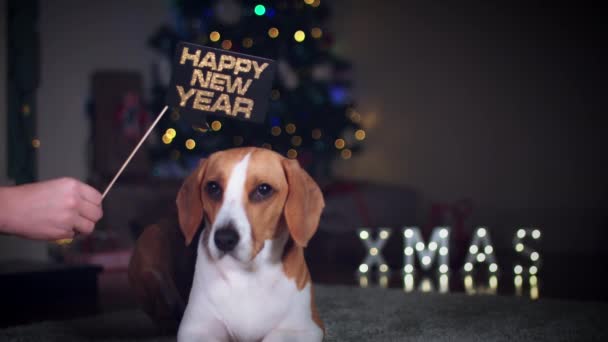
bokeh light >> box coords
[211,120,222,131]
[185,139,196,150]
[268,27,279,38]
[294,30,306,42]
[254,4,266,16]
[334,138,345,149]
[209,31,221,42]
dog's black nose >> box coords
[214,227,240,252]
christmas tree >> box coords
[147,0,365,181]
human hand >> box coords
[0,178,103,240]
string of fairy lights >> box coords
[155,0,367,163]
[355,226,542,299]
[160,115,367,157]
[513,228,541,299]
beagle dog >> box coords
[129,147,325,341]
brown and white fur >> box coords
[155,147,326,341]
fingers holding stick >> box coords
[56,105,169,245]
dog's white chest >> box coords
[180,245,313,342]
[208,263,296,338]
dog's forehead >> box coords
[204,148,252,181]
[247,149,286,182]
[204,147,285,184]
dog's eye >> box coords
[251,183,274,202]
[205,181,222,200]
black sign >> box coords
[167,42,276,124]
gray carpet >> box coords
[2,285,607,341]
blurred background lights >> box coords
[341,149,352,159]
[185,139,196,150]
[311,128,322,139]
[193,123,209,133]
[464,275,474,291]
[439,275,449,293]
[514,265,523,274]
[530,275,538,286]
[334,138,345,149]
[254,4,266,16]
[209,31,220,42]
[291,135,302,146]
[166,128,176,139]
[268,27,279,38]
[531,286,539,300]
[514,275,523,287]
[294,30,306,42]
[379,276,388,288]
[285,123,296,134]
[311,27,323,39]
[420,279,432,292]
[531,252,539,261]
[221,39,233,50]
[404,274,414,292]
[359,276,368,288]
[287,149,298,159]
[355,129,366,140]
[348,109,361,123]
[242,37,253,48]
[271,126,281,136]
[211,120,222,131]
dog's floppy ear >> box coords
[176,158,208,246]
[281,158,325,247]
